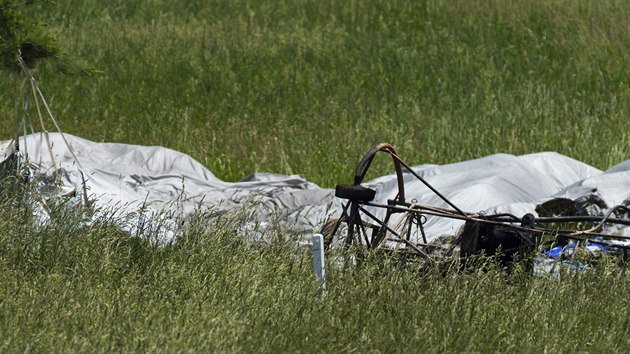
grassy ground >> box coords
[1,0,630,352]
[2,187,630,353]
[2,0,629,185]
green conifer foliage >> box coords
[0,1,61,73]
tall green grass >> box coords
[2,0,629,185]
[2,1,630,352]
[2,187,630,353]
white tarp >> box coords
[2,133,629,241]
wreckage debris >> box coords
[329,143,630,274]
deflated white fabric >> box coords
[10,133,334,240]
[2,133,629,241]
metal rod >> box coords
[364,201,630,240]
[388,153,466,216]
[535,215,630,227]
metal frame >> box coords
[329,143,630,263]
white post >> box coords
[312,233,327,296]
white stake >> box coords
[312,233,327,297]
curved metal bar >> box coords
[353,143,405,202]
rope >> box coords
[13,74,19,152]
[34,85,83,168]
[28,72,58,177]
[16,53,84,176]
[21,89,28,157]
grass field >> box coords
[2,0,630,352]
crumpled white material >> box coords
[2,133,629,242]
